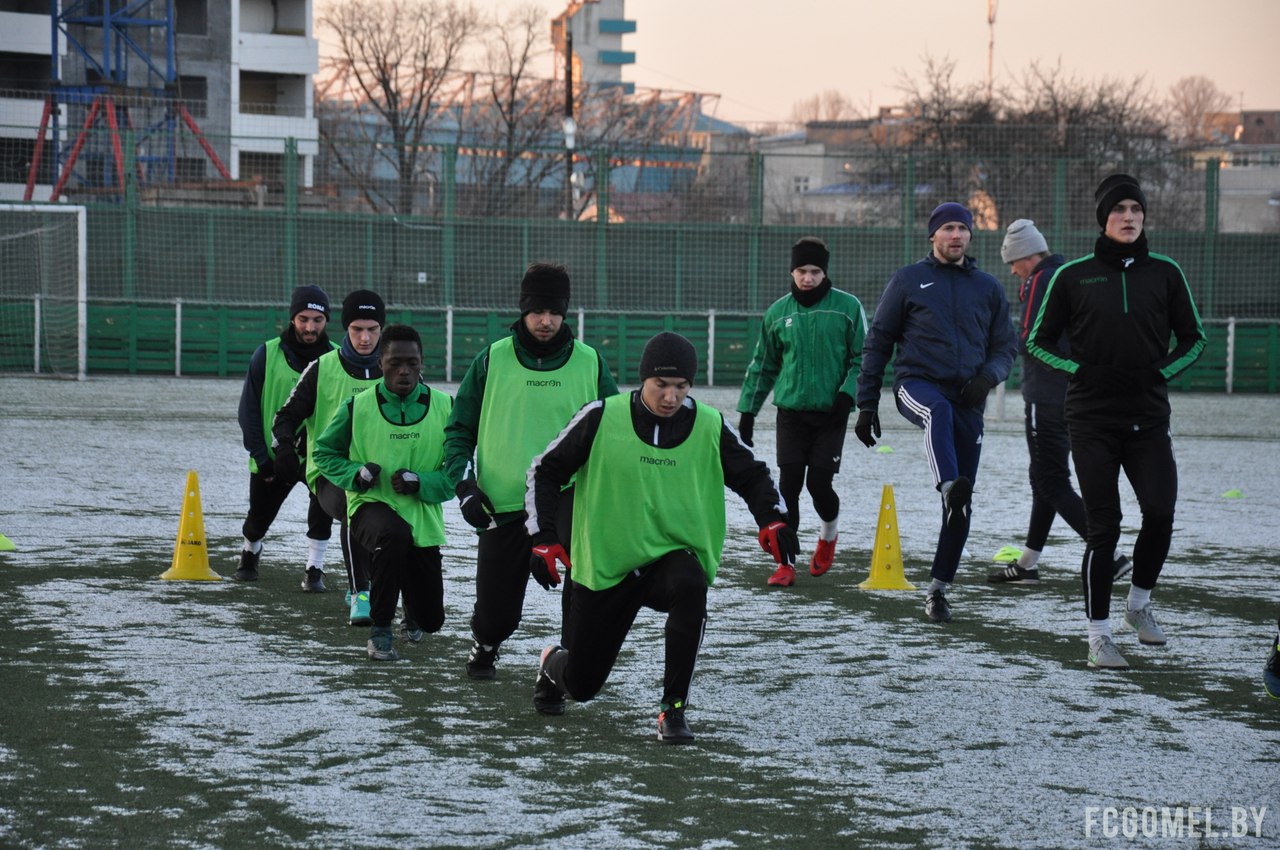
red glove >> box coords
[758,521,798,567]
[530,543,572,590]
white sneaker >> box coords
[1124,604,1167,646]
[1087,636,1130,670]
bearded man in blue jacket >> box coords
[854,202,1017,624]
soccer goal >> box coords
[0,204,87,380]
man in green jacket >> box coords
[312,324,455,661]
[737,237,868,587]
[443,263,618,680]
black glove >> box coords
[391,468,420,495]
[456,479,496,530]
[737,412,755,447]
[255,458,276,481]
[353,462,381,492]
[959,375,995,408]
[854,409,881,448]
[829,393,854,424]
[758,520,799,567]
[529,541,571,590]
[273,447,300,483]
[1075,364,1135,395]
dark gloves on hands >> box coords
[391,468,420,495]
[273,447,299,483]
[758,520,799,567]
[737,413,755,447]
[854,409,881,448]
[529,542,571,590]
[353,462,381,492]
[959,375,995,408]
[255,458,276,481]
[456,479,496,530]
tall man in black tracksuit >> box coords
[235,284,336,584]
[443,264,618,680]
[1027,174,1206,671]
[988,219,1130,585]
[854,203,1017,625]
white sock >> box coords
[927,578,948,594]
[1087,618,1112,649]
[307,538,328,571]
[243,537,262,554]
[1127,585,1152,612]
[1017,548,1042,569]
[819,518,839,542]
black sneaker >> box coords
[366,626,399,661]
[466,640,499,679]
[400,618,424,644]
[1265,619,1280,700]
[300,567,326,593]
[925,588,952,623]
[657,705,694,744]
[944,477,972,530]
[234,549,260,582]
[533,645,566,715]
[1112,555,1132,580]
[987,564,1040,584]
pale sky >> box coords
[524,0,1280,124]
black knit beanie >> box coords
[289,284,330,319]
[638,332,697,383]
[1094,174,1147,227]
[790,238,829,274]
[519,265,571,316]
[341,289,386,327]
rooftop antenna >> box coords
[986,0,998,101]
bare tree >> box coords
[1167,75,1234,142]
[318,0,480,215]
[789,90,863,124]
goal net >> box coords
[0,205,87,380]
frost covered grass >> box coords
[1,377,1277,848]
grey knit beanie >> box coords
[1000,219,1049,263]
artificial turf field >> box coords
[1,377,1277,849]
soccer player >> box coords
[273,290,385,624]
[1026,174,1206,670]
[312,324,454,661]
[737,236,867,587]
[443,263,617,679]
[234,284,336,585]
[527,332,795,743]
[854,202,1017,624]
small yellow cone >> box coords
[160,470,221,581]
[859,483,916,591]
[0,533,15,551]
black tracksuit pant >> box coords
[546,549,708,709]
[471,489,575,649]
[1023,402,1088,551]
[316,475,372,594]
[1070,419,1177,622]
[349,501,444,633]
[241,467,332,547]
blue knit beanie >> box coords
[927,202,974,237]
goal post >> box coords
[0,204,88,380]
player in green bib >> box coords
[526,333,796,744]
[312,324,454,662]
[234,284,337,585]
[273,290,385,623]
[443,263,618,680]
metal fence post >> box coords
[1203,158,1219,316]
[443,145,457,306]
[284,138,298,289]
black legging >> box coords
[778,463,840,531]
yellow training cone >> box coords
[859,483,916,591]
[161,470,221,581]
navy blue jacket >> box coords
[1017,254,1068,405]
[856,253,1016,409]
